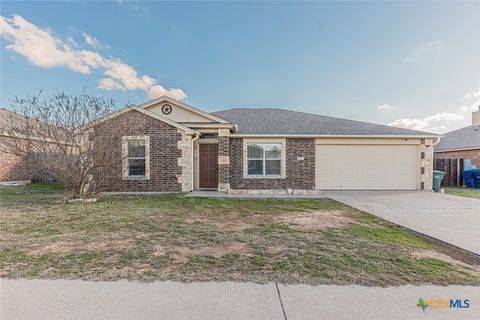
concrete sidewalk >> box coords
[1,279,479,320]
[324,191,480,255]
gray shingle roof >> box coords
[0,108,28,129]
[434,125,480,151]
[211,108,437,136]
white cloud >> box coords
[424,112,464,123]
[389,91,480,133]
[0,15,94,73]
[148,85,186,100]
[464,90,480,99]
[82,32,102,49]
[67,36,79,48]
[389,113,464,133]
[0,14,186,100]
[377,104,392,110]
[389,112,465,133]
[389,118,428,131]
[98,77,124,91]
[461,89,480,113]
[460,102,480,113]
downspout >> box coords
[431,136,443,165]
[432,135,442,147]
[191,131,201,192]
[429,135,443,191]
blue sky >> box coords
[1,1,479,133]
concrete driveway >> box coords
[324,191,480,255]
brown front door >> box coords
[199,144,218,189]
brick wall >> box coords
[229,138,315,189]
[0,137,31,181]
[435,149,480,167]
[95,109,183,192]
[286,138,316,189]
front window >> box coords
[123,136,150,179]
[247,143,282,175]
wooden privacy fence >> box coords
[433,158,464,187]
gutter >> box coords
[191,132,201,191]
[230,134,441,139]
[179,123,235,129]
[434,146,480,153]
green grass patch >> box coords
[444,187,480,199]
[347,224,432,249]
[26,183,65,191]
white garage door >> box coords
[315,145,418,190]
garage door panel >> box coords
[315,145,418,190]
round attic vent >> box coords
[161,104,172,115]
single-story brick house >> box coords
[434,108,480,167]
[87,96,439,194]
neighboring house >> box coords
[86,96,439,194]
[434,108,480,167]
[0,108,64,183]
[0,108,32,182]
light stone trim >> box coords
[176,130,193,192]
[218,155,230,165]
[122,135,150,180]
[421,138,434,190]
[218,183,231,192]
[218,128,230,137]
[229,189,322,196]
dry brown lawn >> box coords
[1,184,479,286]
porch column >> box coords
[420,138,434,191]
[218,128,230,192]
[177,130,193,192]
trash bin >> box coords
[463,170,475,188]
[471,170,480,189]
[432,170,446,192]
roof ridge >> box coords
[212,107,437,136]
[442,125,479,134]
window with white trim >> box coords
[247,143,282,175]
[123,136,150,179]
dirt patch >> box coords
[268,245,289,254]
[27,239,134,256]
[27,241,78,256]
[272,210,353,230]
[154,242,253,266]
[188,210,354,232]
[210,219,256,231]
[153,245,167,256]
[411,250,480,271]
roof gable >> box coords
[138,96,230,124]
[82,106,195,134]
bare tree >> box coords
[0,92,128,199]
